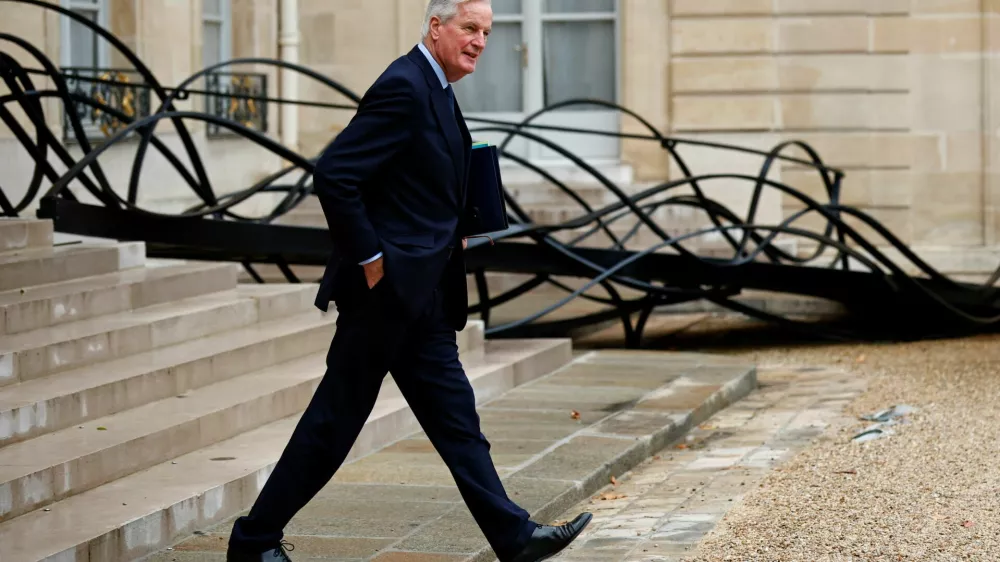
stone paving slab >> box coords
[150,350,756,562]
[543,365,867,562]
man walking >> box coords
[225,1,591,561]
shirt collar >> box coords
[417,42,449,89]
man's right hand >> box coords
[363,256,385,289]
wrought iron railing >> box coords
[60,66,152,142]
[204,71,268,137]
[7,0,1000,345]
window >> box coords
[60,0,108,69]
[202,0,232,70]
[453,0,620,163]
[453,0,618,115]
[59,0,152,142]
[541,0,617,112]
[453,0,524,113]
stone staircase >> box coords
[0,218,574,562]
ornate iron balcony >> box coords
[204,71,268,137]
[61,67,152,142]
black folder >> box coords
[462,142,509,237]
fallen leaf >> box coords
[698,423,714,430]
[676,444,688,450]
[962,520,974,528]
[653,455,661,460]
[610,475,618,486]
[570,410,581,420]
[834,470,857,475]
[856,354,867,363]
[597,492,627,501]
[96,426,107,431]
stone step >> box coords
[506,184,613,207]
[0,219,53,253]
[0,347,332,522]
[0,242,145,292]
[238,264,326,284]
[273,209,327,229]
[0,262,240,336]
[457,318,486,360]
[0,338,572,562]
[234,283,317,323]
[0,308,336,448]
[0,285,316,386]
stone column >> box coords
[905,1,986,247]
[108,0,137,68]
[135,0,195,104]
[297,0,402,156]
[397,0,425,54]
[986,2,1000,246]
[620,0,669,183]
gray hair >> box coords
[421,0,490,37]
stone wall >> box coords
[296,0,427,157]
[637,0,1000,275]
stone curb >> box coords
[466,364,758,562]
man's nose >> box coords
[472,32,486,49]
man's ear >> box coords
[428,16,442,40]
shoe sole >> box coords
[536,512,593,562]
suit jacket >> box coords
[312,45,472,331]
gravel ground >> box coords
[669,319,1000,561]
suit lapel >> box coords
[407,46,467,208]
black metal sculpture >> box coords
[3,0,1000,346]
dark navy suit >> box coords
[228,46,537,561]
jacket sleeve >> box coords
[313,75,417,264]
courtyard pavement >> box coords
[148,350,756,562]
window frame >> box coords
[201,0,232,70]
[59,0,110,69]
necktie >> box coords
[444,85,456,118]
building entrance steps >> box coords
[0,328,569,562]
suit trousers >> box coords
[228,273,537,561]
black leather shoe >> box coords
[510,513,592,562]
[226,540,294,562]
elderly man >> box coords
[225,1,591,561]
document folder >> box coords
[462,142,509,238]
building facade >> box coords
[2,0,1000,276]
[0,0,282,216]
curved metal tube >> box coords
[3,0,1000,343]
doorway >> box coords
[453,0,620,167]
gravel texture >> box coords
[673,319,1000,561]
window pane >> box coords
[453,22,522,112]
[203,22,222,67]
[544,0,614,13]
[203,0,222,16]
[543,21,615,110]
[491,0,520,14]
[69,10,98,68]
